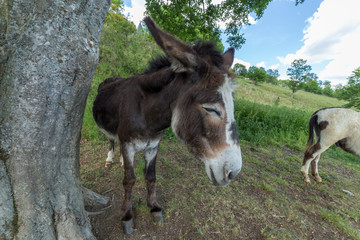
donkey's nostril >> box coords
[227,168,241,181]
[227,171,235,180]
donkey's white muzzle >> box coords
[204,145,242,186]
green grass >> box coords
[235,77,348,111]
[234,98,310,148]
[319,209,360,239]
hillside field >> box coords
[81,78,360,239]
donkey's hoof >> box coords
[304,178,311,184]
[105,161,112,168]
[122,218,134,234]
[315,176,322,183]
[151,209,164,224]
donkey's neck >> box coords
[140,69,190,133]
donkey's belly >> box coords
[99,127,119,141]
[346,136,360,157]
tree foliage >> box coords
[266,69,280,84]
[304,80,322,94]
[286,59,313,96]
[322,80,334,97]
[247,66,267,85]
[287,59,312,82]
[97,12,162,80]
[336,67,360,109]
[145,0,304,50]
[233,63,247,77]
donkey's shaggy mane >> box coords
[143,55,171,74]
[192,41,224,68]
[144,41,224,74]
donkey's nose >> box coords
[226,168,241,181]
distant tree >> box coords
[303,72,321,94]
[304,80,322,94]
[233,63,247,77]
[277,80,289,88]
[348,66,360,85]
[266,69,280,84]
[322,80,334,97]
[337,67,360,109]
[145,0,306,50]
[284,80,300,98]
[247,66,267,85]
[303,72,318,83]
[286,59,312,98]
[333,83,346,98]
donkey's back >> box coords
[314,107,360,145]
[92,76,129,140]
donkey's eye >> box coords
[203,107,222,118]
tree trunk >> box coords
[0,0,110,239]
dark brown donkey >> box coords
[93,17,242,234]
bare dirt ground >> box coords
[80,138,360,240]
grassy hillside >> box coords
[235,77,348,111]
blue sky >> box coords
[223,1,322,69]
[123,0,360,85]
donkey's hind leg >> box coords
[301,142,330,183]
[105,140,115,168]
[301,154,313,183]
[144,143,163,224]
[120,149,124,166]
[301,139,322,183]
[120,143,136,234]
[311,155,322,182]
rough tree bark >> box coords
[0,0,111,239]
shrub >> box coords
[234,99,311,149]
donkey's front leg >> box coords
[121,144,136,234]
[144,144,163,224]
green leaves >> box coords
[145,0,281,50]
[145,0,223,50]
[247,66,267,85]
[336,66,360,109]
[232,63,247,77]
[286,59,317,95]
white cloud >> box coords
[232,58,251,70]
[277,0,360,85]
[256,61,266,68]
[123,0,146,27]
[268,64,279,70]
[248,15,257,25]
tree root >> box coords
[81,186,110,208]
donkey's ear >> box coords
[223,48,235,70]
[143,16,198,71]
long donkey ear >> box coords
[143,16,198,71]
[223,48,235,70]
